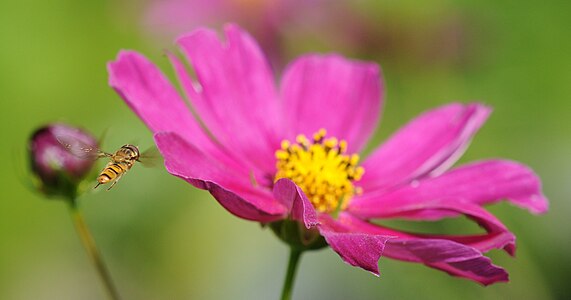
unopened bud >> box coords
[29,123,98,198]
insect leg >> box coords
[97,151,113,158]
[106,173,124,191]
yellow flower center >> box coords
[274,129,365,213]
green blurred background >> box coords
[1,0,570,299]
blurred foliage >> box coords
[1,0,570,299]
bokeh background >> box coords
[1,0,570,299]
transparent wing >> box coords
[56,135,112,160]
[138,146,162,168]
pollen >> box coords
[274,129,365,213]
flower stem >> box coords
[68,200,120,300]
[280,248,303,300]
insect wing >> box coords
[138,146,162,168]
[56,135,110,160]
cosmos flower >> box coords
[108,24,548,285]
[29,123,98,198]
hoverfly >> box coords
[57,136,159,190]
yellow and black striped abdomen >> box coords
[97,162,132,184]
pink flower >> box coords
[108,24,548,285]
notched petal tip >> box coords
[174,22,282,176]
[107,50,140,85]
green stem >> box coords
[68,200,120,300]
[280,248,303,300]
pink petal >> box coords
[349,189,518,256]
[337,214,509,285]
[155,132,287,222]
[344,216,515,256]
[318,214,393,276]
[107,50,246,174]
[280,54,383,153]
[108,51,199,144]
[272,178,319,228]
[350,159,548,218]
[176,24,282,176]
[359,103,491,191]
[165,50,270,188]
[427,160,547,213]
[351,194,511,233]
[428,258,508,286]
[426,232,516,256]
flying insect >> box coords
[58,136,158,190]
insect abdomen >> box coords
[97,162,130,184]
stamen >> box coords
[275,129,365,213]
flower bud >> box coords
[29,123,98,198]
